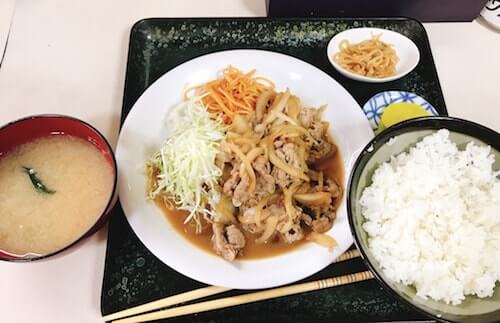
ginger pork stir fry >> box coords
[214,90,341,260]
[147,67,341,261]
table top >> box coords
[0,1,499,323]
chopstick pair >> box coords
[102,249,369,323]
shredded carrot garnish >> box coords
[185,66,275,124]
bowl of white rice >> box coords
[347,116,500,322]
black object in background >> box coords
[266,0,488,22]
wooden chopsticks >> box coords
[103,249,365,323]
[102,286,231,322]
[114,271,373,323]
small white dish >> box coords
[327,27,420,83]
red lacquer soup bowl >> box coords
[0,115,117,261]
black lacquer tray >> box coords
[101,17,447,322]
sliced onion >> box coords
[228,143,257,193]
[307,232,337,251]
[246,147,264,163]
[267,139,309,181]
[231,137,260,146]
[256,215,278,244]
[275,111,298,126]
[284,181,301,223]
[296,182,311,194]
[214,194,236,224]
[232,115,251,134]
[254,194,278,227]
[263,89,290,125]
[286,95,301,121]
[294,192,332,206]
[268,124,312,141]
[255,90,275,122]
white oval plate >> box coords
[116,49,373,289]
[327,27,420,83]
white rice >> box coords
[360,129,500,305]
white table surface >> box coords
[0,1,499,322]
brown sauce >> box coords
[155,149,344,260]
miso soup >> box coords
[0,135,114,256]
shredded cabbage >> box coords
[147,96,225,230]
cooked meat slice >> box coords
[256,175,275,195]
[212,223,237,261]
[240,207,256,223]
[237,180,274,215]
[325,178,341,198]
[240,207,259,234]
[252,156,275,194]
[308,139,334,164]
[238,198,258,216]
[279,142,302,166]
[281,224,304,243]
[298,107,336,163]
[223,166,240,196]
[211,223,245,261]
[232,155,276,211]
[267,202,286,218]
[271,167,291,190]
[266,201,290,234]
[323,203,337,222]
[253,155,270,176]
[307,121,335,163]
[271,141,302,190]
[226,224,246,249]
[301,199,337,233]
[298,107,325,141]
[302,205,319,218]
[298,107,319,128]
[274,202,306,243]
[232,172,250,207]
[311,215,333,233]
[232,154,277,207]
[300,212,313,226]
[308,119,326,140]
